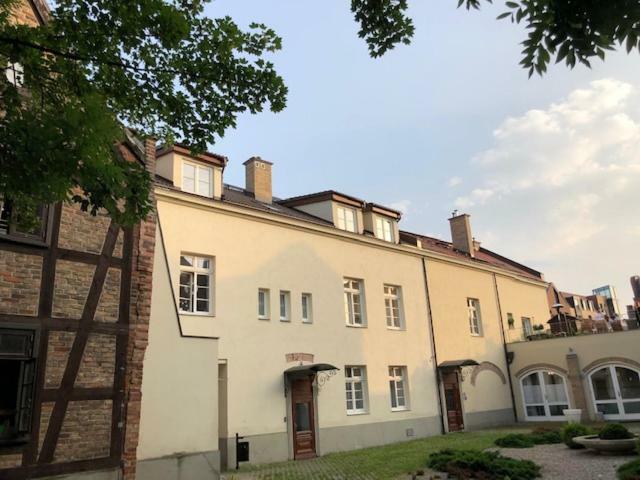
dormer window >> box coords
[182,161,213,198]
[336,206,357,233]
[375,217,394,242]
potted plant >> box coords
[574,423,638,453]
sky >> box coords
[205,1,640,307]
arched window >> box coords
[520,370,569,420]
[589,365,640,420]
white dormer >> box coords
[363,204,401,243]
[156,144,227,199]
[281,191,365,234]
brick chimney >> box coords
[243,156,273,204]
[449,213,475,257]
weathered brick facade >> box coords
[0,140,156,478]
[0,252,42,316]
[1,3,156,478]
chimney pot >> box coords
[243,156,273,203]
[449,213,475,257]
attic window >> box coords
[375,217,394,242]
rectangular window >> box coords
[507,312,515,330]
[258,288,270,320]
[0,199,50,244]
[375,217,394,242]
[345,366,368,414]
[384,285,403,329]
[279,290,290,321]
[179,254,213,314]
[467,298,482,336]
[301,293,313,324]
[389,366,408,411]
[344,278,365,326]
[522,317,533,336]
[182,161,213,197]
[0,328,37,442]
[336,206,357,233]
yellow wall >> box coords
[425,259,514,415]
[138,230,219,460]
[156,192,440,439]
[508,330,640,421]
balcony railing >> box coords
[506,317,640,343]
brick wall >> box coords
[0,251,42,316]
[121,137,157,480]
[123,139,156,480]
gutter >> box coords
[492,273,518,422]
[422,258,446,435]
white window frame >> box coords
[344,278,365,327]
[375,216,394,242]
[258,288,270,320]
[182,160,213,198]
[467,298,482,336]
[588,364,640,421]
[520,370,570,421]
[336,206,357,233]
[279,290,290,322]
[179,254,213,315]
[301,293,313,324]
[384,285,403,329]
[345,366,368,415]
[389,366,409,411]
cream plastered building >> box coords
[135,145,580,478]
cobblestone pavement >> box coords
[498,444,637,480]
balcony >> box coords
[505,316,640,343]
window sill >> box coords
[386,326,405,331]
[391,407,410,412]
[346,324,367,329]
[346,410,369,416]
[258,317,270,321]
[280,318,290,322]
[179,312,215,318]
[0,234,49,248]
[302,320,313,325]
[470,333,483,337]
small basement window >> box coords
[0,328,37,445]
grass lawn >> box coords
[232,427,530,480]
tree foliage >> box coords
[0,0,287,225]
[352,0,640,77]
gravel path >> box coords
[497,444,637,480]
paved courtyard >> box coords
[222,425,640,480]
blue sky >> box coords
[206,1,640,306]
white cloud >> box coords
[456,78,640,303]
[448,176,462,187]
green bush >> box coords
[427,449,541,480]
[618,458,640,480]
[530,430,562,445]
[494,430,562,448]
[561,423,593,449]
[599,423,634,440]
[495,433,536,448]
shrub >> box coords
[495,433,535,448]
[618,458,640,480]
[599,423,634,440]
[427,449,541,480]
[561,423,592,449]
[530,430,562,445]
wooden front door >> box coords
[291,376,316,459]
[442,371,464,432]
